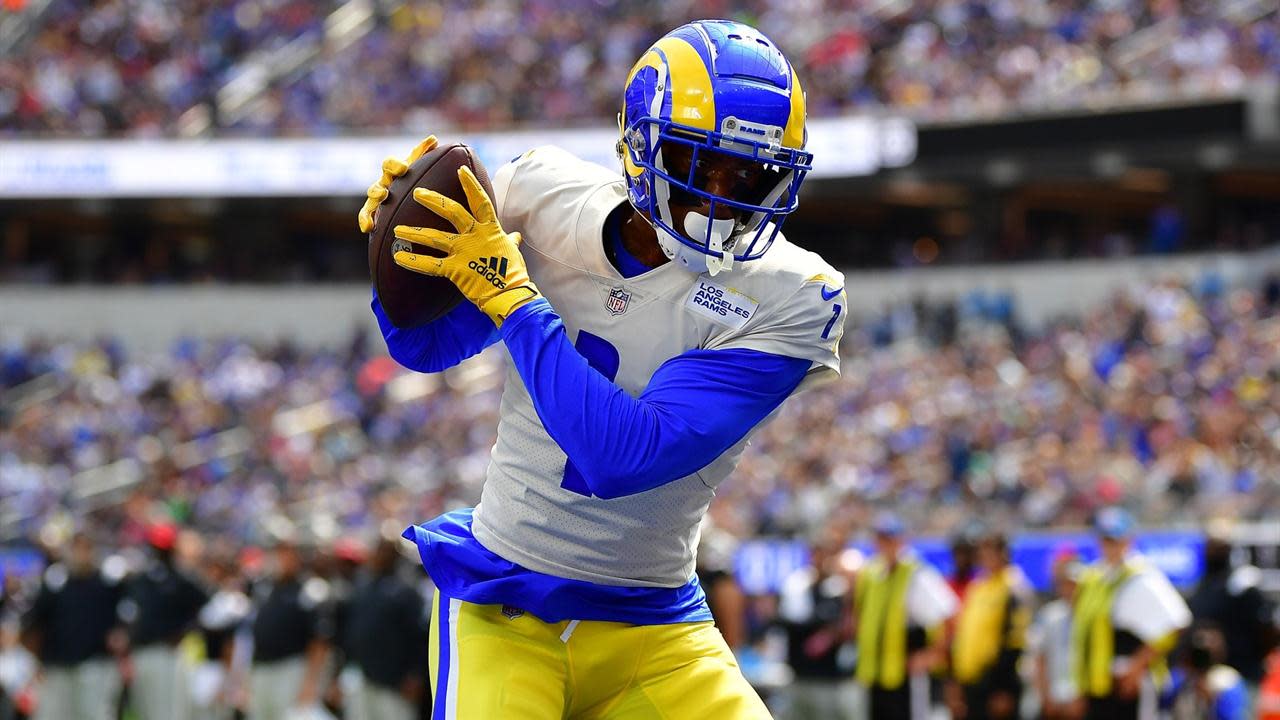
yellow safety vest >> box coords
[1072,561,1169,698]
[952,565,1027,684]
[856,556,917,690]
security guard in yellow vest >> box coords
[947,530,1033,720]
[1072,508,1190,720]
[855,513,957,720]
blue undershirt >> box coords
[379,224,811,624]
[605,207,653,279]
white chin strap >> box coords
[656,211,736,276]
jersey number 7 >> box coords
[822,303,842,340]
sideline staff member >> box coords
[249,538,333,720]
[1073,508,1190,720]
[124,523,210,720]
[948,530,1032,720]
[854,512,958,720]
[344,539,428,720]
[24,532,125,720]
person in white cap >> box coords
[1073,507,1190,720]
[854,512,958,720]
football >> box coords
[367,142,493,328]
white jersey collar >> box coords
[573,181,698,299]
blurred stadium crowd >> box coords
[2,0,1277,136]
[4,274,1279,548]
[724,271,1280,539]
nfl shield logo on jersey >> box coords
[606,287,631,315]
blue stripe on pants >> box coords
[433,593,451,720]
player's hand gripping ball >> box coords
[358,135,438,235]
[364,137,532,327]
[392,165,540,326]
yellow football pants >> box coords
[428,593,772,719]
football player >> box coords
[358,20,846,719]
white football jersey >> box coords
[470,146,845,587]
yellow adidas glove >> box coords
[393,166,540,325]
[357,135,438,233]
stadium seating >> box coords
[3,275,1276,545]
[2,0,1276,136]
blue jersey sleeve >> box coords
[499,299,811,499]
[372,290,500,373]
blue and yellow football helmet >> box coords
[618,20,813,276]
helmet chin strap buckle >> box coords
[684,212,736,276]
[704,249,734,276]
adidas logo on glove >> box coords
[468,256,509,288]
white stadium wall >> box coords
[838,247,1280,326]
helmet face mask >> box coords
[618,20,813,275]
[654,134,795,229]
